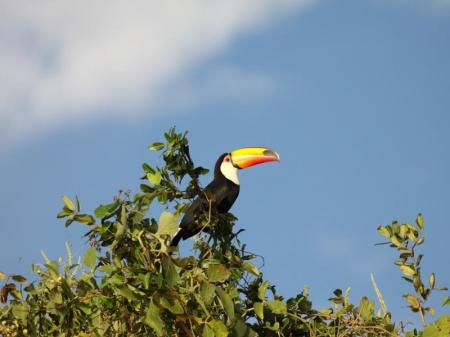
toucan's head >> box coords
[215,147,280,185]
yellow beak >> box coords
[230,147,280,169]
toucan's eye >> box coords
[225,157,230,162]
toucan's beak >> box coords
[230,147,280,169]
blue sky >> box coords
[1,0,449,325]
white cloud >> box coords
[162,66,277,112]
[0,0,313,149]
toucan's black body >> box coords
[170,154,240,246]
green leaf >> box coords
[207,264,231,283]
[116,285,138,301]
[390,235,403,247]
[148,142,165,151]
[254,302,264,320]
[442,297,450,307]
[145,301,165,337]
[319,308,333,316]
[203,325,215,337]
[267,300,287,314]
[399,224,409,239]
[11,303,28,323]
[142,163,154,173]
[358,296,375,320]
[242,262,260,276]
[422,315,450,337]
[210,320,229,337]
[94,201,120,218]
[76,196,81,212]
[429,273,435,289]
[265,321,280,331]
[216,287,235,321]
[142,273,151,289]
[200,282,216,305]
[162,257,180,287]
[62,195,76,211]
[232,319,257,337]
[57,207,73,218]
[98,264,115,274]
[74,214,95,225]
[60,279,74,299]
[416,237,425,245]
[159,296,184,314]
[404,294,420,310]
[157,211,179,236]
[258,281,270,301]
[399,264,415,276]
[78,303,92,315]
[377,226,391,238]
[416,213,425,230]
[84,247,97,269]
[11,275,27,284]
[147,171,162,185]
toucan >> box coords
[170,147,280,246]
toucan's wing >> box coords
[170,196,209,246]
[179,197,209,233]
[170,179,239,246]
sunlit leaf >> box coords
[78,303,92,315]
[157,211,179,236]
[74,214,95,225]
[62,195,76,211]
[416,213,425,230]
[94,201,120,218]
[200,282,216,305]
[84,247,97,270]
[358,296,375,320]
[116,285,137,301]
[148,142,165,151]
[242,262,260,276]
[11,303,28,323]
[162,257,180,287]
[232,319,257,337]
[203,325,214,337]
[210,320,228,337]
[57,207,73,218]
[159,296,184,314]
[390,235,403,248]
[207,264,230,283]
[399,264,415,276]
[267,300,287,314]
[147,171,162,186]
[429,273,435,289]
[416,237,425,246]
[145,301,165,337]
[404,294,420,310]
[216,287,234,320]
[377,226,391,238]
[254,302,264,320]
[258,281,270,301]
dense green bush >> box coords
[1,128,448,336]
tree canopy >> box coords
[1,128,449,337]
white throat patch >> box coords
[220,160,240,185]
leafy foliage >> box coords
[0,128,448,337]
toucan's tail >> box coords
[170,232,183,247]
